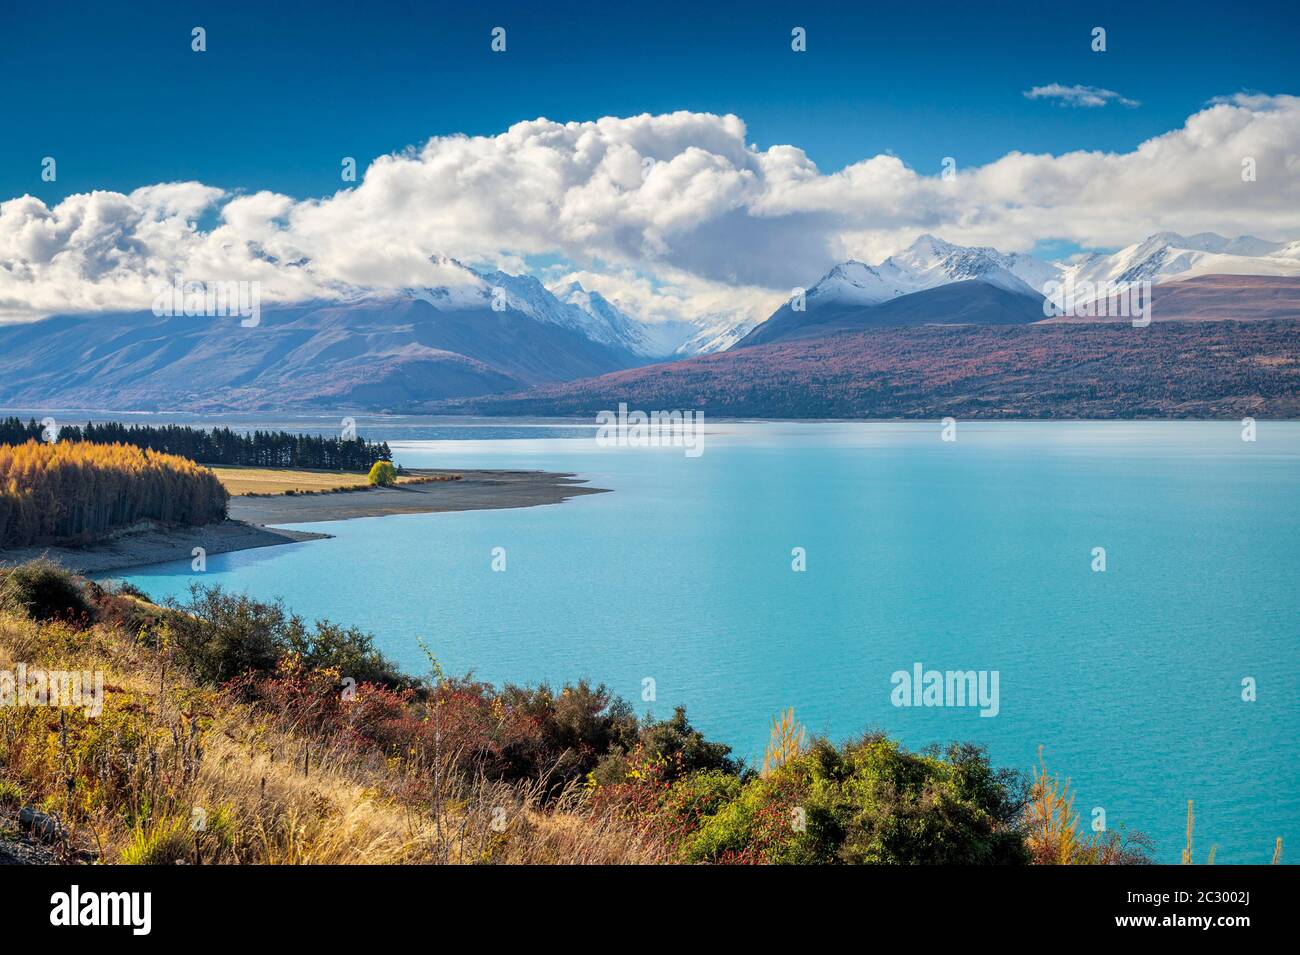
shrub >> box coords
[165,585,287,683]
[830,738,1029,864]
[112,580,150,601]
[450,680,640,794]
[367,461,398,487]
[165,584,407,688]
[286,618,405,687]
[675,735,1031,865]
[0,559,94,622]
[635,706,738,779]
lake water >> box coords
[111,420,1299,863]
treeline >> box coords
[0,418,392,471]
[0,441,228,549]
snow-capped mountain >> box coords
[397,265,653,358]
[1059,232,1300,288]
[392,230,1300,361]
[738,231,1300,347]
[674,313,761,354]
[397,259,739,358]
[550,281,663,356]
[804,235,1056,308]
[549,282,754,356]
[472,269,606,335]
[802,232,1300,311]
[887,235,1060,296]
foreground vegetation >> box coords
[0,561,1191,864]
[0,442,228,550]
[0,419,392,472]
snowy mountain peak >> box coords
[1127,231,1283,257]
[802,231,1300,314]
[808,236,1047,307]
[1061,232,1300,288]
[551,280,660,356]
[391,230,1300,364]
[897,233,957,260]
[550,280,758,357]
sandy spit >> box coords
[0,469,608,574]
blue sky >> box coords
[2,1,1298,325]
[4,0,1297,204]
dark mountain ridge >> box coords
[0,297,641,411]
[738,280,1047,347]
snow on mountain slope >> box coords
[804,235,1051,309]
[887,235,1056,296]
[675,313,760,354]
[1059,232,1300,287]
[472,269,597,333]
[383,231,1300,361]
[551,282,663,356]
[739,230,1300,348]
[793,231,1300,317]
[552,281,757,356]
[395,260,750,359]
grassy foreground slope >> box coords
[0,561,1169,865]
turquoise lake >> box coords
[111,420,1299,863]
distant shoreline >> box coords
[0,468,608,574]
[226,468,607,524]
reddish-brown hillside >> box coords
[428,321,1300,419]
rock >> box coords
[17,806,65,844]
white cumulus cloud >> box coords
[2,94,1298,324]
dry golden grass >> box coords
[210,466,430,496]
[0,600,658,865]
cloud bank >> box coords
[2,93,1298,323]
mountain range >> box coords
[0,231,1297,413]
[0,263,745,410]
[739,232,1300,347]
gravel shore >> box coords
[228,468,606,523]
[0,469,607,574]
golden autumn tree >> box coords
[0,440,228,548]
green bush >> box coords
[286,618,405,687]
[112,580,150,601]
[679,735,1029,865]
[165,584,406,687]
[639,706,739,778]
[0,559,94,622]
[654,769,744,849]
[495,680,640,790]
